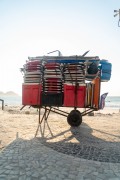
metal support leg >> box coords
[35,107,41,137]
[35,107,53,137]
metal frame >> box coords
[34,106,97,137]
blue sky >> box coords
[0,0,120,96]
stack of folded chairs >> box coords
[63,63,85,84]
[41,63,63,106]
[23,60,42,83]
[42,63,63,93]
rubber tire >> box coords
[67,110,82,127]
[87,63,98,74]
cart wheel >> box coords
[67,110,82,127]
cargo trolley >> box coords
[21,51,112,130]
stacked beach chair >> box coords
[42,63,63,93]
[21,54,112,109]
[63,63,85,84]
[41,63,63,106]
[23,60,42,83]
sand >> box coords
[0,105,120,151]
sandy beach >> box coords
[0,105,120,154]
[0,105,120,179]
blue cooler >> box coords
[100,60,112,82]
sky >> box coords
[0,0,120,96]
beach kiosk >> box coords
[21,51,112,128]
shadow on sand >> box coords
[33,120,120,163]
[1,120,120,163]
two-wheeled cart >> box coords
[21,52,112,130]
